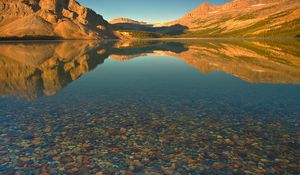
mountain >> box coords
[110,17,155,34]
[166,0,300,37]
[0,0,299,40]
[110,17,188,39]
[0,0,114,39]
[110,18,147,25]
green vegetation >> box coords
[180,13,299,38]
[269,9,294,19]
[235,14,256,20]
[179,27,224,38]
[258,18,300,37]
[223,20,271,37]
[257,5,276,12]
[193,16,232,29]
[235,39,300,66]
[117,30,163,39]
[174,8,299,38]
[116,40,161,49]
[233,41,294,65]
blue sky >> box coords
[77,0,231,23]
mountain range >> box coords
[0,0,299,39]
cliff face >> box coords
[167,0,300,37]
[0,0,114,39]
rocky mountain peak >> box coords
[191,2,216,15]
[199,2,214,8]
[166,0,299,38]
[0,0,114,39]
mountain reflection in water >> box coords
[0,39,299,100]
[1,40,300,175]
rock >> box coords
[0,0,114,39]
[62,8,75,19]
[82,143,90,148]
[61,156,74,163]
[216,135,223,139]
[133,160,144,167]
[187,157,197,165]
[19,157,30,162]
[32,137,42,145]
[161,163,176,175]
[68,167,79,173]
[212,162,225,171]
[225,139,234,145]
[82,156,90,164]
[44,127,51,133]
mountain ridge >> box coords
[110,18,147,25]
[166,0,300,37]
[0,0,115,39]
[0,0,299,39]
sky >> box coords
[77,0,231,23]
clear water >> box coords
[0,40,300,174]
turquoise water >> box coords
[0,40,300,174]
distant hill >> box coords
[110,18,147,25]
[110,18,188,39]
[0,0,115,40]
[166,0,300,37]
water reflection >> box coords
[1,39,300,100]
[0,41,112,99]
[0,40,300,174]
[110,39,300,84]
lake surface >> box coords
[0,39,300,174]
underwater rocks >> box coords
[0,102,299,174]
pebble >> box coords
[0,98,299,174]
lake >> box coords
[0,39,300,174]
